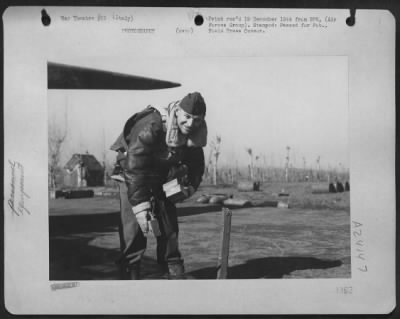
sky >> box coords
[48,56,348,171]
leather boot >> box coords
[120,262,140,280]
[168,262,186,280]
[129,262,141,280]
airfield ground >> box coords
[49,182,351,280]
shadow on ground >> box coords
[188,257,343,279]
[50,233,166,280]
[49,213,119,236]
[50,234,118,280]
[50,213,166,280]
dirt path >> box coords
[179,206,350,279]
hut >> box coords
[64,153,104,187]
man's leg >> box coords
[155,199,185,279]
[117,182,147,279]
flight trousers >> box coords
[117,181,183,277]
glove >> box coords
[132,202,151,235]
[182,186,195,199]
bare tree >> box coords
[327,164,332,183]
[48,98,69,190]
[205,148,214,183]
[316,155,321,181]
[245,148,254,180]
[48,124,67,189]
[210,135,222,185]
[285,146,291,182]
[255,154,263,181]
[101,128,109,186]
[261,154,267,182]
[302,156,308,181]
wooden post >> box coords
[285,146,290,182]
[217,207,232,279]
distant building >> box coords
[64,153,104,187]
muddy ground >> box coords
[49,182,350,280]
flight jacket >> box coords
[110,106,205,207]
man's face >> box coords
[176,108,204,136]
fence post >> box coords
[217,207,232,279]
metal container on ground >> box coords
[223,198,252,207]
[311,184,330,194]
[277,191,290,208]
[209,194,229,204]
[196,195,211,204]
[335,182,344,192]
[237,180,260,192]
[64,189,94,199]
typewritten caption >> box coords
[8,160,31,216]
[58,13,337,35]
[206,15,337,34]
[59,13,155,34]
[60,13,134,23]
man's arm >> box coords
[124,115,165,235]
[124,116,164,206]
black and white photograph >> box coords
[4,7,395,314]
[48,57,351,281]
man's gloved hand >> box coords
[132,202,151,235]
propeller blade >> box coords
[48,62,181,90]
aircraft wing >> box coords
[48,62,181,90]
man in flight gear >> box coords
[110,92,207,280]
